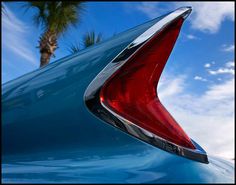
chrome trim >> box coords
[130,7,192,48]
[84,7,209,164]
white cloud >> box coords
[131,2,234,33]
[178,2,235,33]
[221,44,235,52]
[2,4,37,67]
[209,68,234,75]
[194,75,207,82]
[204,63,211,68]
[203,78,234,101]
[208,60,235,75]
[226,61,235,68]
[135,2,160,19]
[186,34,198,40]
[158,74,235,159]
[158,75,185,99]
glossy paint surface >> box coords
[2,15,162,155]
[2,10,234,183]
[2,145,234,183]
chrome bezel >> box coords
[84,7,209,164]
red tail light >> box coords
[85,7,208,163]
[100,17,195,149]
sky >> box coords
[1,2,235,160]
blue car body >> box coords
[2,7,234,183]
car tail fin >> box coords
[85,7,208,163]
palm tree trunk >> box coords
[39,30,58,67]
[40,52,51,67]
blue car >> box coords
[2,7,234,183]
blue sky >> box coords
[2,2,235,159]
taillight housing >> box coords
[85,7,208,163]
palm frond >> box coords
[96,33,102,43]
[67,42,80,54]
[23,2,47,28]
[83,31,102,48]
[23,1,85,35]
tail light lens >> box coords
[100,18,195,149]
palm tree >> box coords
[68,31,102,54]
[24,1,84,67]
[83,31,102,48]
[67,41,81,54]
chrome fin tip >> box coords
[177,6,192,19]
